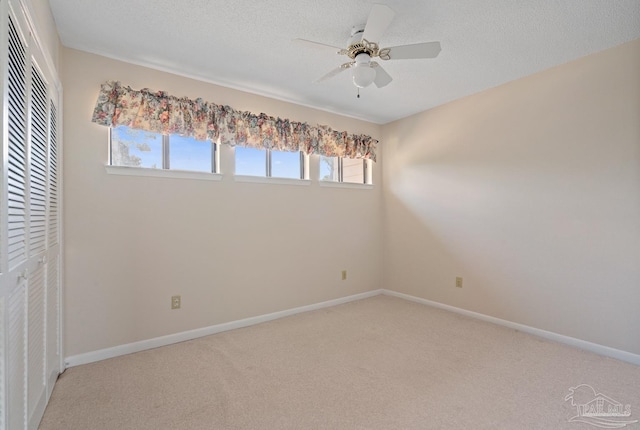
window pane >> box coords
[235,146,266,176]
[111,126,162,168]
[170,135,212,172]
[342,157,365,184]
[271,150,301,179]
[320,156,338,181]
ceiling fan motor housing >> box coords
[345,25,381,60]
[348,25,365,45]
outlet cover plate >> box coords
[171,295,181,309]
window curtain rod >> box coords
[92,81,377,161]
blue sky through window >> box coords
[272,150,300,179]
[235,147,266,176]
[170,135,211,172]
[235,147,301,178]
[112,126,162,168]
[112,126,305,178]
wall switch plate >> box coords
[455,277,463,288]
[171,295,181,309]
[341,270,347,281]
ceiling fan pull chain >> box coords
[357,87,360,98]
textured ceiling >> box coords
[49,0,640,124]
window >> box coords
[235,147,266,176]
[170,134,213,172]
[235,147,304,179]
[108,126,371,185]
[320,156,370,184]
[110,126,217,173]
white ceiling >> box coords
[49,0,640,124]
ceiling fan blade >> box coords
[362,4,395,43]
[383,41,442,60]
[314,63,351,83]
[372,63,393,88]
[293,38,342,53]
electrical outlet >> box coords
[171,295,181,309]
[341,270,347,281]
[455,277,463,288]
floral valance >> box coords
[92,81,377,161]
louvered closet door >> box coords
[2,3,63,429]
[26,62,49,430]
[45,100,60,396]
[6,12,30,430]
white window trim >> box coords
[105,165,223,181]
[234,175,311,186]
[319,180,373,190]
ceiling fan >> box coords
[295,4,441,91]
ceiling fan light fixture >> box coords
[352,64,376,88]
[352,53,376,88]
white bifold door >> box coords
[0,1,63,429]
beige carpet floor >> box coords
[39,295,640,429]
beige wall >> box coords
[62,37,640,359]
[382,39,640,355]
[61,48,383,356]
[25,0,60,70]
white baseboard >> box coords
[64,289,383,368]
[382,289,640,366]
[66,288,640,369]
